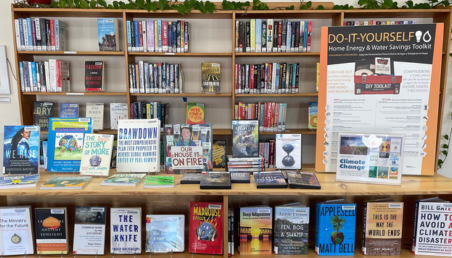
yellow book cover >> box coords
[186,102,205,124]
[181,20,185,53]
[250,19,256,52]
[146,104,151,119]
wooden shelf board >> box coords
[131,93,232,97]
[125,9,233,19]
[261,129,316,135]
[22,92,127,96]
[17,51,125,56]
[129,52,232,57]
[12,7,124,18]
[343,9,451,18]
[235,10,343,19]
[235,52,320,57]
[235,93,318,97]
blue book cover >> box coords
[274,204,309,255]
[315,202,356,256]
[19,18,25,49]
[255,19,261,49]
[304,21,308,52]
[184,22,189,52]
[47,118,93,172]
[60,103,79,118]
[286,21,291,50]
[146,215,185,252]
[134,21,139,48]
[133,103,138,119]
[55,20,60,50]
[275,64,280,91]
[3,126,40,175]
[126,20,131,50]
[97,18,117,51]
[172,22,177,50]
[31,62,37,91]
[292,63,297,88]
[157,103,161,122]
[0,175,39,189]
[168,22,172,52]
[157,20,162,51]
[26,18,32,50]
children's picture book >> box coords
[337,134,404,185]
[73,206,107,255]
[287,171,321,189]
[3,125,40,175]
[101,173,146,186]
[143,175,174,188]
[274,203,309,255]
[110,208,141,254]
[254,171,287,188]
[98,19,118,51]
[309,102,317,130]
[110,103,128,130]
[145,215,185,253]
[232,120,259,158]
[80,134,114,177]
[200,172,231,189]
[238,206,272,255]
[117,119,160,173]
[275,134,302,169]
[0,206,34,255]
[35,207,68,254]
[60,103,79,118]
[186,103,205,124]
[47,118,93,172]
[212,140,226,168]
[40,176,92,190]
[0,175,39,189]
[33,101,53,131]
[86,103,104,130]
[189,202,223,254]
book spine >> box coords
[18,18,25,51]
[237,64,242,94]
[275,63,280,93]
[157,20,162,52]
[154,21,158,53]
[181,20,185,53]
[264,142,269,168]
[167,21,172,53]
[19,62,25,92]
[131,64,136,93]
[292,63,297,93]
[130,20,135,51]
[35,18,42,49]
[295,63,300,93]
[36,61,41,92]
[127,20,131,51]
[153,64,158,93]
[56,60,62,92]
[31,62,38,92]
[286,21,291,52]
[134,21,140,51]
[128,65,133,93]
[259,103,264,131]
[299,21,304,52]
[158,63,163,93]
[255,19,261,52]
[162,21,168,52]
[255,64,260,94]
[23,19,29,51]
[175,63,180,93]
[26,18,33,51]
[40,19,47,51]
[149,63,154,93]
[147,21,154,52]
[23,61,30,92]
[14,19,21,51]
[184,21,189,53]
[245,64,249,94]
[315,204,320,254]
[48,59,55,92]
[245,22,250,52]
[142,21,147,52]
[172,22,177,53]
[261,21,267,53]
[271,63,276,93]
[269,139,275,168]
[291,22,296,52]
[45,19,51,51]
[362,202,368,254]
[277,21,282,52]
[31,19,37,51]
[281,19,287,52]
[304,21,308,52]
[170,64,175,93]
[54,20,60,51]
[235,20,239,52]
[176,20,181,53]
[307,21,312,52]
[234,64,239,94]
[283,103,287,131]
[412,200,420,251]
[281,63,286,93]
[273,21,278,53]
[50,20,55,51]
[249,65,254,94]
[140,61,145,93]
[238,22,244,53]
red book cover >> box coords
[234,64,239,94]
[249,65,254,92]
[56,60,61,91]
[138,21,143,49]
[269,140,275,167]
[277,22,282,50]
[31,19,37,49]
[50,20,55,50]
[267,63,272,92]
[130,103,134,119]
[259,142,264,158]
[189,202,223,254]
[265,102,270,131]
[242,102,245,120]
[270,102,275,131]
[162,21,168,52]
[274,103,279,132]
[307,21,312,52]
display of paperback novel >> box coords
[362,200,404,256]
[33,101,53,130]
[186,103,205,124]
[0,174,39,189]
[212,140,226,168]
[117,119,160,173]
[40,176,92,190]
[0,206,34,255]
[238,206,272,254]
[86,103,104,130]
[80,134,114,176]
[3,126,40,175]
[47,118,93,172]
[337,134,405,185]
[232,120,259,158]
[315,200,357,256]
[274,203,309,255]
[275,134,302,169]
[110,208,141,254]
[412,197,452,256]
[98,19,118,51]
[145,215,185,253]
[200,172,231,189]
[110,103,128,130]
[309,102,317,130]
[85,61,104,91]
[60,103,79,118]
[35,207,68,254]
[73,206,107,255]
[201,63,221,93]
[163,124,213,174]
[189,202,223,254]
[101,173,146,186]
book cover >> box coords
[86,103,104,130]
[47,118,93,172]
[145,215,184,253]
[60,103,79,118]
[231,172,250,183]
[35,208,68,254]
[228,210,234,257]
[287,171,321,189]
[33,101,53,131]
[117,119,160,173]
[315,201,356,256]
[274,203,309,255]
[98,19,118,51]
[143,175,174,188]
[201,63,221,93]
[232,120,259,158]
[3,125,40,175]
[212,140,226,168]
[85,61,104,91]
[73,206,107,255]
[110,208,141,254]
[80,134,114,177]
[275,134,302,170]
[363,201,403,255]
[254,171,287,188]
[40,176,92,189]
[238,206,272,254]
[189,202,223,254]
[186,103,205,125]
[180,173,202,184]
[101,173,146,186]
[309,102,317,130]
[0,206,34,255]
[0,175,39,189]
[110,103,128,130]
[200,172,231,189]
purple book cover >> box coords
[147,20,154,51]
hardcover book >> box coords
[110,208,141,254]
[35,207,68,254]
[315,200,356,256]
[238,206,272,255]
[186,103,205,125]
[275,134,302,170]
[73,206,107,255]
[86,103,104,130]
[110,103,128,130]
[145,215,185,253]
[287,171,321,189]
[180,173,202,184]
[200,172,231,189]
[80,134,114,177]
[60,103,79,118]
[33,101,53,131]
[3,125,40,175]
[101,173,146,186]
[231,172,250,183]
[98,19,118,51]
[117,119,160,173]
[232,120,259,158]
[85,61,104,91]
[363,200,403,255]
[201,63,221,93]
[228,210,234,257]
[143,175,174,188]
[189,202,223,254]
[0,175,39,189]
[254,171,287,188]
[40,176,92,190]
[274,203,309,255]
[47,118,93,172]
[0,206,34,255]
[212,140,226,168]
[309,102,317,130]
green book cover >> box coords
[144,176,174,187]
[41,176,92,188]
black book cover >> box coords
[231,172,250,183]
[254,65,258,93]
[40,62,46,90]
[239,22,244,52]
[281,63,287,91]
[132,64,137,90]
[200,172,231,189]
[288,63,293,91]
[33,101,53,131]
[85,61,104,91]
[130,20,135,49]
[295,22,300,49]
[40,18,47,50]
[273,21,279,49]
[260,64,265,93]
[245,22,250,49]
[180,173,202,184]
[281,20,287,49]
[35,208,68,254]
[142,102,147,119]
[291,22,296,49]
[75,206,107,224]
[262,21,267,49]
[256,65,261,92]
[240,65,245,92]
[295,62,300,91]
[172,22,177,50]
[254,171,287,188]
[287,171,321,189]
[46,19,51,50]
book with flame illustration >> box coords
[354,58,402,95]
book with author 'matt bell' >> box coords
[232,120,259,158]
[3,125,40,175]
[35,207,69,254]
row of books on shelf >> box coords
[19,60,70,92]
[130,101,170,127]
[234,102,287,132]
[128,62,182,94]
[1,198,450,256]
[235,19,312,53]
[126,20,190,53]
[14,18,66,52]
[344,20,417,26]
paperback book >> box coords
[212,140,226,168]
[145,215,185,253]
[60,103,79,118]
[3,125,40,175]
[201,63,221,93]
[309,102,317,130]
[189,202,223,254]
[287,171,321,189]
[180,173,202,184]
[35,207,68,254]
[33,101,53,131]
[228,210,234,257]
[238,206,272,254]
[143,175,174,188]
[73,206,107,255]
[254,171,287,188]
[232,120,259,158]
[86,103,104,130]
[101,173,146,186]
[80,134,114,176]
[110,103,128,130]
[0,175,39,189]
[200,172,231,189]
[40,176,92,190]
[275,134,302,169]
[274,203,309,255]
[0,206,34,255]
[110,208,141,254]
[186,103,205,124]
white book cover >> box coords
[22,20,29,51]
[86,103,104,130]
[110,208,141,254]
[110,103,128,130]
[142,21,147,52]
[44,62,50,93]
[73,206,106,255]
[80,134,114,177]
[272,63,277,93]
[117,119,160,173]
[15,20,21,51]
[145,215,185,253]
[275,134,302,170]
[0,206,34,255]
[49,59,56,92]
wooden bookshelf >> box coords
[130,93,232,97]
[128,52,233,57]
[23,92,127,96]
[17,51,125,56]
[236,52,320,56]
[235,93,318,97]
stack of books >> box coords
[19,60,70,92]
[129,62,182,94]
[227,155,264,173]
[14,18,66,52]
[235,102,287,132]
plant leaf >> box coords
[59,0,67,8]
[80,0,90,8]
[285,5,294,10]
[113,1,119,8]
[443,150,448,155]
[74,0,81,7]
[126,2,136,9]
[98,0,107,7]
[51,1,60,7]
[443,144,449,149]
[316,4,325,9]
[159,0,169,10]
[176,4,186,14]
[306,1,312,8]
[90,0,97,8]
[107,4,115,8]
[205,1,216,13]
[67,0,74,8]
[136,0,145,9]
[445,134,449,140]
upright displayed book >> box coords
[73,206,107,255]
[35,207,68,254]
[0,206,34,255]
[362,199,404,256]
[33,101,53,131]
[315,200,357,256]
[85,61,104,91]
[309,102,318,130]
[60,103,79,118]
[145,215,185,253]
[80,134,114,176]
[101,173,146,186]
[110,208,141,254]
[40,176,92,190]
[275,134,302,169]
[186,102,205,124]
[200,172,231,189]
[189,202,223,254]
[212,140,226,168]
[201,63,221,93]
[0,174,39,189]
[47,118,93,172]
[274,202,309,255]
[98,19,118,51]
[86,103,104,130]
[238,206,272,255]
[117,119,160,173]
[3,125,40,175]
[232,120,259,158]
[110,103,128,130]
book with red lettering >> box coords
[189,202,223,254]
[162,21,168,53]
[85,61,104,91]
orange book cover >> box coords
[186,102,205,124]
